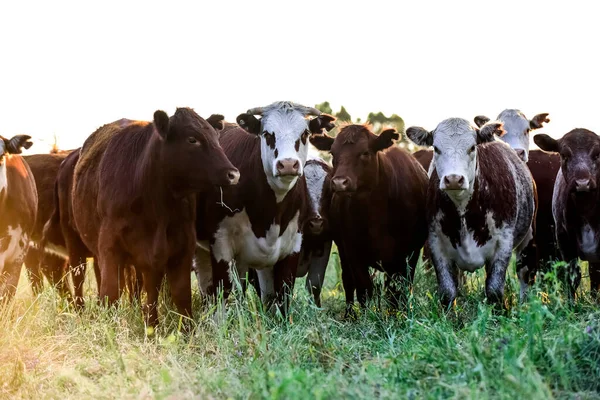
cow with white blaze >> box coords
[407,118,536,306]
[195,101,335,310]
[0,135,37,300]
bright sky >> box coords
[1,1,599,154]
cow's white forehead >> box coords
[497,109,529,137]
[261,108,309,137]
[433,118,477,149]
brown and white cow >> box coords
[311,125,428,314]
[0,135,37,300]
[407,118,536,306]
[534,129,600,299]
[23,152,73,297]
[195,101,335,311]
[70,109,239,327]
[295,157,333,307]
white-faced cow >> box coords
[71,109,239,327]
[311,125,428,315]
[0,135,37,300]
[195,101,335,311]
[407,118,536,306]
[534,129,600,300]
[295,157,333,307]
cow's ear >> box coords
[406,126,433,147]
[474,115,490,128]
[533,134,559,153]
[530,113,550,130]
[310,134,335,151]
[206,114,225,131]
[5,135,33,154]
[371,128,399,152]
[309,114,336,134]
[477,122,504,144]
[154,110,170,139]
[236,113,261,135]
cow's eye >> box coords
[433,146,441,154]
[468,145,476,154]
[188,137,198,144]
[361,151,370,158]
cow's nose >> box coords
[443,174,466,190]
[332,176,350,192]
[308,217,324,234]
[227,169,240,185]
[276,158,300,176]
[575,178,591,192]
[515,149,527,162]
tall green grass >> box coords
[1,253,599,399]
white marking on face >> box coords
[579,224,598,260]
[497,109,530,161]
[0,226,27,273]
[211,209,302,270]
[304,161,327,216]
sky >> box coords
[1,1,599,154]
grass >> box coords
[1,251,599,399]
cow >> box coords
[23,152,73,297]
[534,129,600,300]
[413,148,433,173]
[0,135,37,300]
[310,125,428,315]
[474,110,560,276]
[406,118,536,307]
[195,101,335,312]
[295,157,333,307]
[70,109,239,328]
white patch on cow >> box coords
[304,161,327,216]
[0,226,27,273]
[497,109,531,161]
[211,208,302,270]
[0,157,7,194]
[579,224,598,260]
[256,267,275,303]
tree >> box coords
[335,106,352,122]
[315,101,333,115]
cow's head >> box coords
[153,108,239,193]
[474,109,549,162]
[407,118,504,196]
[535,129,600,197]
[0,135,33,194]
[236,101,335,201]
[303,158,332,236]
[311,124,399,194]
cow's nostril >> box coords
[458,176,465,185]
[227,170,240,184]
[276,161,284,171]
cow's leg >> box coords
[209,242,232,299]
[143,268,164,329]
[25,248,44,295]
[556,228,581,301]
[516,225,537,302]
[305,241,332,308]
[193,245,213,297]
[429,237,458,308]
[273,253,300,316]
[337,242,357,317]
[256,267,275,307]
[46,255,70,299]
[484,243,513,307]
[0,260,24,301]
[354,263,373,309]
[166,255,193,331]
[68,249,88,309]
[384,250,418,311]
[589,262,600,300]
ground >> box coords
[1,249,599,399]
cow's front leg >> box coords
[273,253,301,316]
[485,244,512,307]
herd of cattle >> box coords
[1,101,599,327]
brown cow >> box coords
[23,152,72,296]
[311,125,428,315]
[534,129,600,299]
[71,109,239,327]
[0,135,37,300]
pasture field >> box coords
[1,250,599,399]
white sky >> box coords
[1,0,599,154]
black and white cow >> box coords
[195,101,335,310]
[0,135,37,300]
[295,157,333,307]
[407,118,536,306]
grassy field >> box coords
[1,250,599,399]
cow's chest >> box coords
[433,212,504,272]
[578,223,600,261]
[211,209,302,269]
[0,225,27,270]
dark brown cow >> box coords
[535,129,600,299]
[71,109,239,327]
[413,149,433,173]
[0,135,37,300]
[195,101,335,312]
[311,125,428,314]
[23,152,72,296]
[407,118,536,306]
[295,157,333,307]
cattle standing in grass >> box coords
[474,110,559,276]
[534,129,600,299]
[195,101,335,311]
[23,152,73,296]
[295,157,333,307]
[70,109,239,327]
[0,135,37,300]
[407,118,536,306]
[311,125,428,314]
